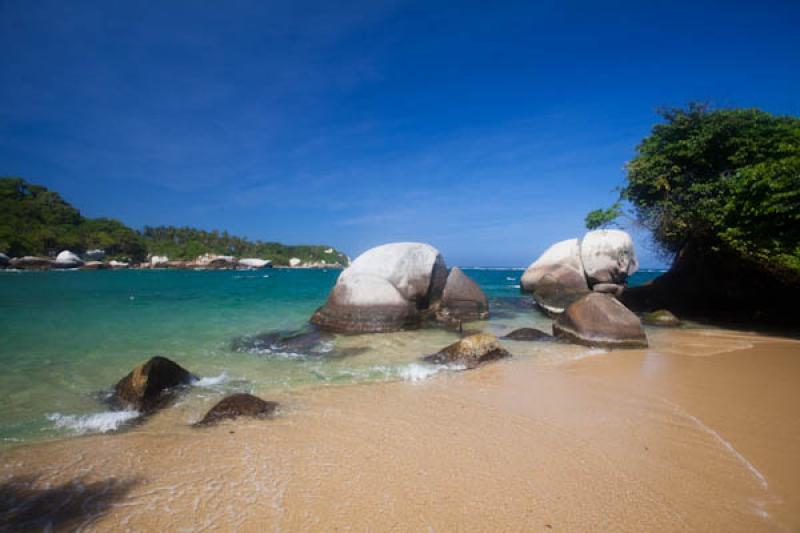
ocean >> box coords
[0,267,664,446]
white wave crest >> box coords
[46,410,140,434]
[193,371,228,387]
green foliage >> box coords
[584,202,622,230]
[141,226,348,266]
[0,177,347,266]
[621,104,800,275]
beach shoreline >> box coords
[2,326,798,531]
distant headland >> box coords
[0,177,349,270]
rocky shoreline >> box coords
[0,250,346,271]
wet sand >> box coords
[1,327,799,531]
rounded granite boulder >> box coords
[520,239,590,314]
[311,242,449,333]
[553,292,648,348]
[438,267,489,322]
[579,229,639,286]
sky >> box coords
[1,0,798,267]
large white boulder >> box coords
[150,255,169,267]
[580,230,639,286]
[339,242,447,303]
[520,239,589,314]
[520,239,585,291]
[239,258,272,269]
[289,257,302,267]
[55,250,81,264]
[311,242,449,333]
[53,250,83,268]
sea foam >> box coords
[46,410,140,434]
[193,371,228,387]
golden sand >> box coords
[1,327,799,531]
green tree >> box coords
[584,202,622,230]
[597,104,800,276]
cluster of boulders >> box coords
[111,355,278,427]
[517,229,684,348]
[521,230,639,313]
[310,243,489,333]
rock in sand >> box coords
[194,393,279,426]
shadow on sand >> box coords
[0,474,140,532]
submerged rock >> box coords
[502,328,554,341]
[580,230,639,286]
[231,328,335,357]
[194,393,279,426]
[311,242,448,333]
[642,309,681,327]
[422,333,511,369]
[553,293,648,348]
[438,267,489,322]
[112,356,196,413]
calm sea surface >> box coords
[0,268,663,445]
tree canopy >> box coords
[0,177,347,265]
[589,104,800,276]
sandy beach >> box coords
[1,326,799,532]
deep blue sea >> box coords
[0,268,663,445]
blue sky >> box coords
[1,1,798,267]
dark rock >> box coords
[11,256,53,270]
[80,261,109,270]
[112,356,196,413]
[531,274,590,316]
[553,293,648,349]
[422,333,511,369]
[642,309,681,327]
[437,267,489,322]
[194,393,278,426]
[0,253,8,267]
[502,328,555,341]
[231,328,335,357]
[592,283,624,296]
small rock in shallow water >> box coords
[422,333,511,369]
[502,328,555,341]
[194,393,279,426]
[112,356,196,413]
[642,309,681,327]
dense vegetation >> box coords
[142,226,348,265]
[589,104,800,278]
[0,177,347,265]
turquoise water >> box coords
[0,268,662,445]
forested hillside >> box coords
[0,177,347,265]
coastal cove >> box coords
[0,267,658,446]
[1,317,799,530]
